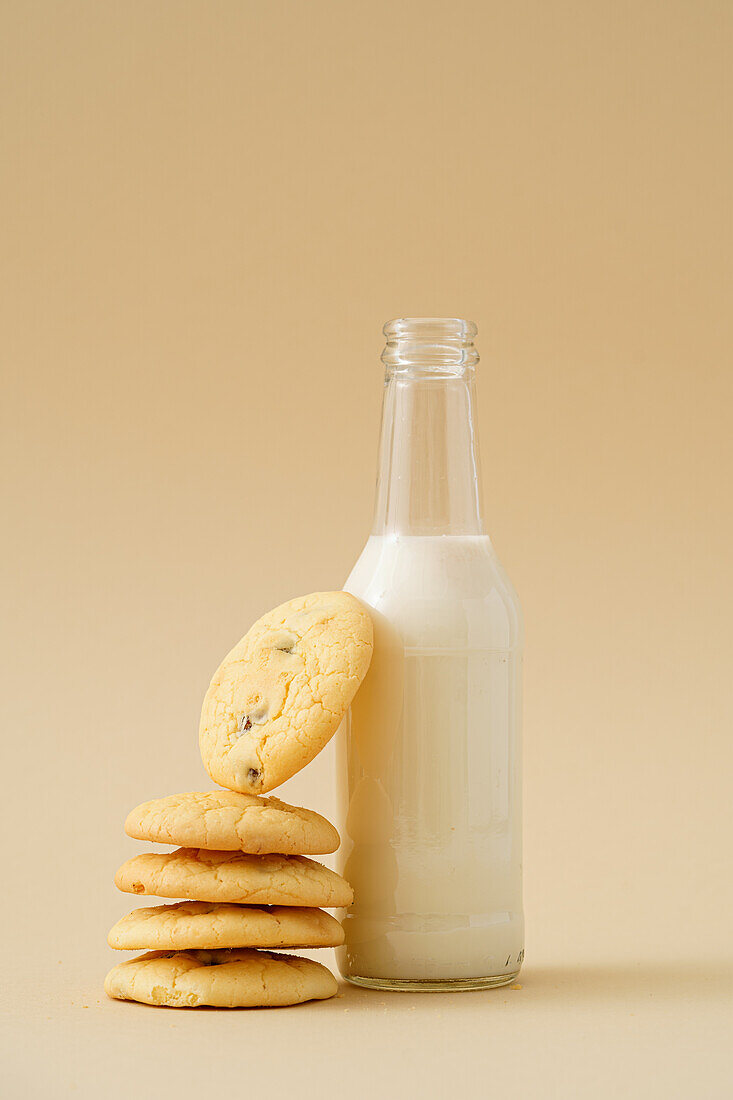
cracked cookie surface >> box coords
[114,848,354,907]
[199,591,373,793]
[108,901,344,950]
[125,790,339,854]
[104,948,338,1008]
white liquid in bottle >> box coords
[337,320,523,991]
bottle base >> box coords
[344,969,521,993]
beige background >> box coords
[1,2,731,1097]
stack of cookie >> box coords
[105,592,373,1009]
[105,791,353,1008]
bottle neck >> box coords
[371,319,485,537]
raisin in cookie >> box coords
[104,948,337,1008]
[199,591,373,793]
[108,901,344,950]
[114,848,354,907]
[125,791,339,854]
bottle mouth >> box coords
[382,317,479,372]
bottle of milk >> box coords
[337,317,524,991]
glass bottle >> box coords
[337,317,524,991]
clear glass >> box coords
[337,318,524,992]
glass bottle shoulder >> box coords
[345,533,523,652]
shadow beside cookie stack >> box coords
[105,592,373,1009]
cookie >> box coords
[104,949,337,1008]
[125,791,339,854]
[199,591,373,793]
[114,848,354,907]
[108,901,344,950]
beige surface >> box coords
[1,1,731,1096]
[5,949,731,1097]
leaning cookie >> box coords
[199,591,373,794]
[104,949,338,1008]
[114,848,354,907]
[125,791,339,854]
[108,901,344,950]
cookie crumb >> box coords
[510,983,522,990]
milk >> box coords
[337,533,524,986]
